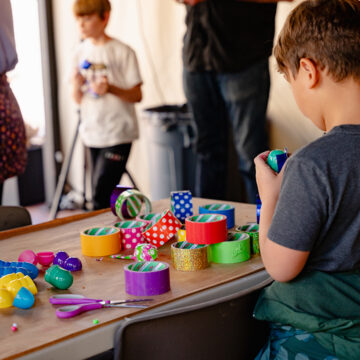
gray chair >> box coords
[113,283,270,360]
[0,206,32,231]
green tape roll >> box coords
[208,232,251,264]
[236,223,259,255]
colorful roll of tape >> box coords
[236,223,260,254]
[114,220,148,249]
[136,213,160,225]
[170,190,193,222]
[110,185,132,217]
[115,189,152,220]
[124,261,170,296]
[185,214,227,245]
[199,203,235,229]
[171,241,208,271]
[267,149,288,173]
[142,210,182,248]
[176,225,186,242]
[208,232,251,264]
[80,226,121,256]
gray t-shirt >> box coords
[268,125,360,272]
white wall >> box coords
[52,0,322,201]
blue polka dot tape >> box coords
[170,190,193,222]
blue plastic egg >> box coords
[13,287,35,309]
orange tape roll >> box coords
[80,227,121,257]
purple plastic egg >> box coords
[63,257,82,272]
[53,251,69,267]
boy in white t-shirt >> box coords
[71,0,142,209]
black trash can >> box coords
[142,104,197,201]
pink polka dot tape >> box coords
[114,220,148,250]
[142,209,182,248]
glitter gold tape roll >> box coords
[208,232,250,264]
[171,241,208,271]
[80,227,121,257]
[185,214,227,245]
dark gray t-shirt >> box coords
[268,125,360,272]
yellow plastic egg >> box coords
[0,289,14,308]
[0,272,25,289]
[7,276,37,296]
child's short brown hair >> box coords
[274,0,360,82]
[73,0,111,20]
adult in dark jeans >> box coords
[177,0,293,203]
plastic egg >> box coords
[13,287,35,309]
[53,251,69,267]
[267,149,288,173]
[45,265,73,290]
[0,289,14,308]
[7,276,37,296]
[37,251,54,266]
[63,257,82,272]
[0,266,29,278]
[18,250,38,265]
[0,273,25,289]
[11,262,38,280]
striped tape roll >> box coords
[124,261,170,296]
[110,185,132,217]
[171,241,208,271]
[136,213,160,226]
[208,232,250,264]
[236,223,260,254]
[185,214,227,245]
[115,189,152,220]
[80,226,121,256]
[114,220,148,249]
[199,203,235,229]
[142,210,182,248]
[170,190,193,222]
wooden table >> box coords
[0,198,267,360]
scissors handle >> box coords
[50,295,101,305]
[56,302,149,319]
[56,303,103,318]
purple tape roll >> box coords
[110,185,132,216]
[124,261,170,296]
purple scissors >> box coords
[49,294,152,319]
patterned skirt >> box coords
[255,323,339,360]
[0,74,27,183]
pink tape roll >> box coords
[142,210,182,248]
[114,220,148,250]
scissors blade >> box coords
[49,294,101,305]
[106,304,149,309]
[109,298,153,305]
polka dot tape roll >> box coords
[176,225,186,242]
[115,189,152,220]
[170,190,193,222]
[136,213,160,226]
[80,227,121,257]
[110,185,132,217]
[171,241,208,271]
[199,203,235,229]
[142,210,182,248]
[124,261,170,296]
[185,214,227,245]
[208,232,250,264]
[114,220,148,249]
[236,223,259,254]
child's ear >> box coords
[299,58,319,89]
[104,11,110,24]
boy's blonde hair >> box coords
[274,0,360,82]
[73,0,111,20]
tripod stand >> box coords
[49,109,137,220]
